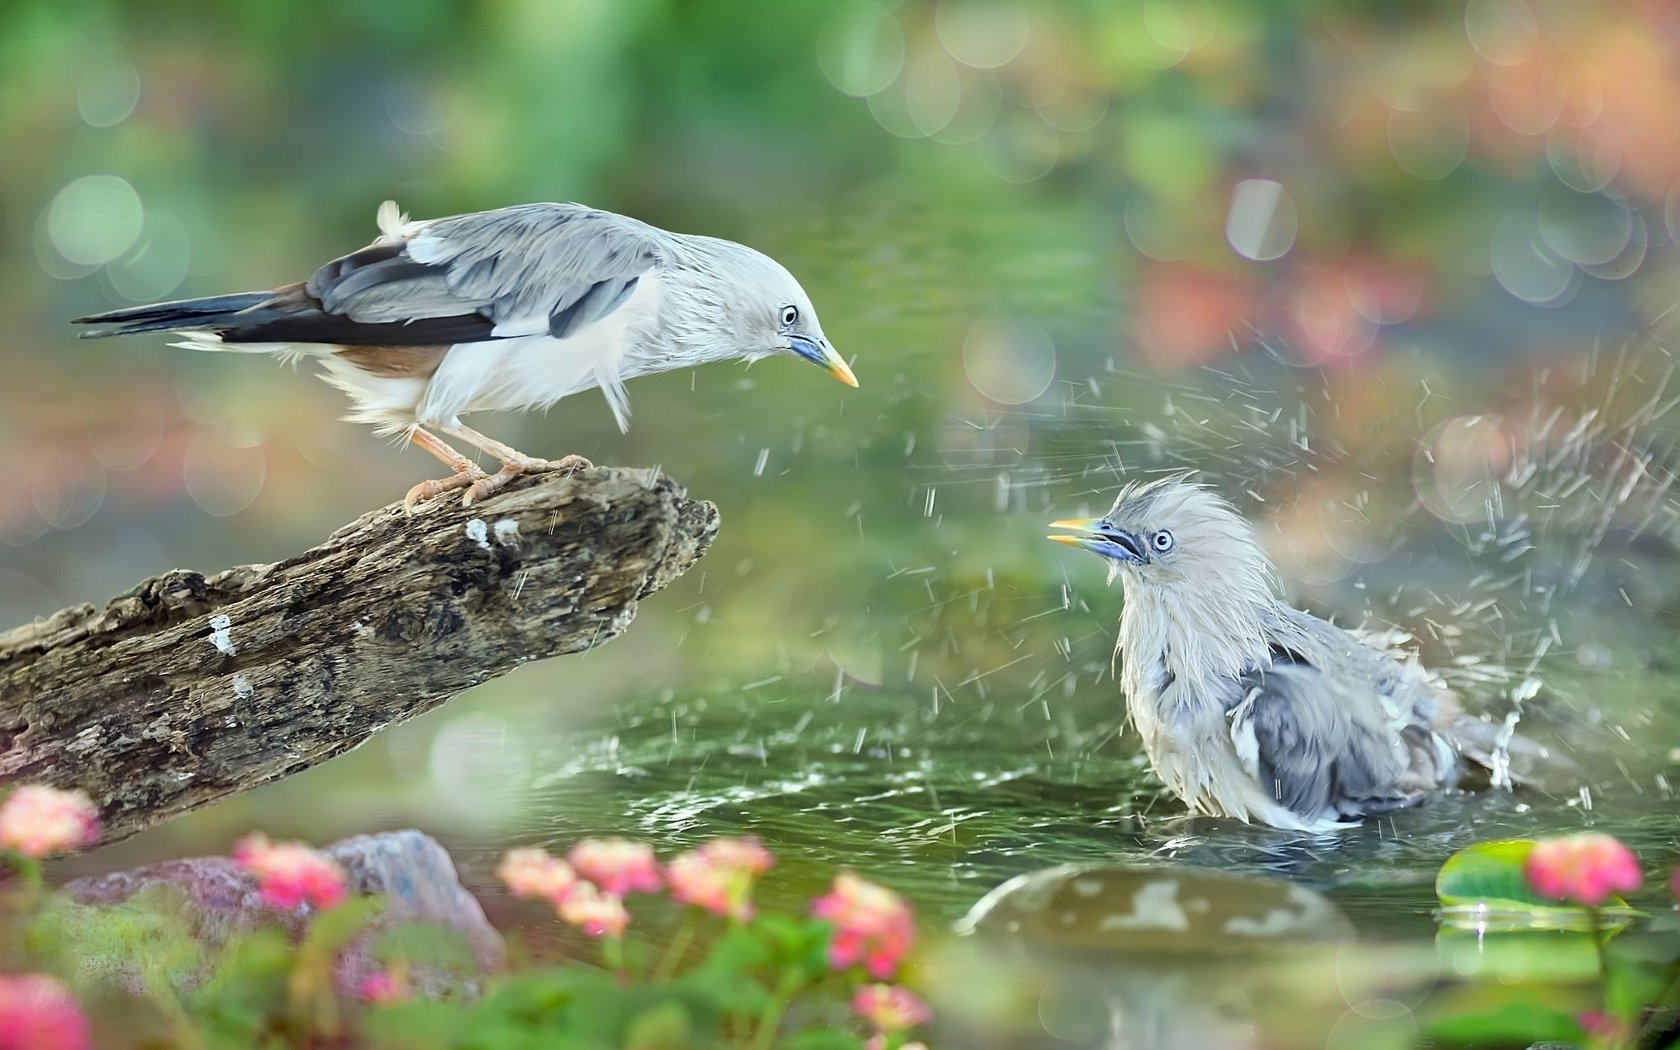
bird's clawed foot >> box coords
[404,463,491,515]
[463,453,592,507]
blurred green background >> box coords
[6,0,1680,933]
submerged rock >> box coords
[933,864,1359,1050]
[955,862,1354,953]
[63,828,502,994]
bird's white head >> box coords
[677,237,857,388]
[1048,476,1276,600]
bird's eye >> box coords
[1151,530,1175,552]
[779,305,799,327]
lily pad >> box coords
[1435,839,1638,932]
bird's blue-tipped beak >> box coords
[788,334,858,388]
[1048,518,1149,564]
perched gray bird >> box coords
[1050,476,1504,832]
[75,200,858,510]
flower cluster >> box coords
[853,983,932,1032]
[232,834,348,910]
[493,835,929,1043]
[0,786,99,859]
[355,970,411,1005]
[497,838,656,939]
[496,847,578,902]
[0,974,90,1050]
[569,838,661,897]
[1525,833,1643,908]
[812,873,917,979]
[666,837,775,921]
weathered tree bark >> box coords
[0,467,718,847]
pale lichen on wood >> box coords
[0,467,719,847]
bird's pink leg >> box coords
[438,422,591,507]
[403,427,490,514]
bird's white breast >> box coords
[416,274,668,431]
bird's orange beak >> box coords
[1047,517,1101,546]
[789,334,858,388]
[826,352,859,388]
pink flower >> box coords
[0,974,90,1050]
[812,873,916,979]
[558,883,629,938]
[496,848,578,903]
[666,836,775,921]
[865,1040,928,1050]
[0,786,99,858]
[1525,834,1642,908]
[852,984,932,1033]
[568,838,662,896]
[232,834,348,910]
[355,969,410,1005]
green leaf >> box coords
[1436,839,1544,907]
[1420,983,1589,1044]
[1435,928,1605,984]
[362,998,471,1050]
[691,925,773,990]
[298,895,387,961]
[192,928,292,1009]
[1605,958,1669,1022]
[781,1031,866,1050]
[1436,839,1637,931]
[623,1001,693,1050]
[371,920,479,976]
[753,916,833,979]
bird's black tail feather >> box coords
[71,292,275,338]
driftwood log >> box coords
[0,467,718,847]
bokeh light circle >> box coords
[428,711,531,797]
[1413,415,1512,525]
[961,316,1056,404]
[902,48,963,137]
[182,433,267,517]
[934,0,1029,70]
[1536,186,1633,267]
[77,61,141,128]
[106,211,192,303]
[1464,0,1540,66]
[1387,104,1468,182]
[1143,0,1215,53]
[930,72,1002,145]
[818,2,906,98]
[1225,179,1297,262]
[1582,209,1646,281]
[46,175,144,267]
[1489,215,1576,305]
[975,113,1060,183]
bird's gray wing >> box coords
[299,203,665,345]
[1230,657,1440,823]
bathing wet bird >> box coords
[1050,476,1507,832]
[74,200,858,511]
